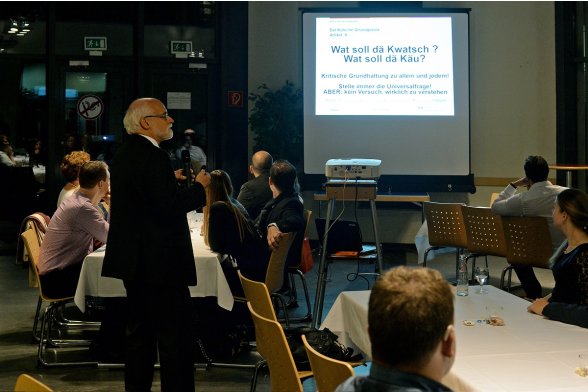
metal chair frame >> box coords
[287,209,313,323]
[21,229,96,367]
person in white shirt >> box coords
[175,128,207,170]
[491,155,567,299]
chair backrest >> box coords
[20,229,42,291]
[489,192,500,206]
[247,302,304,392]
[14,373,54,392]
[301,334,353,392]
[20,229,71,302]
[461,206,507,257]
[424,202,468,248]
[265,232,295,293]
[238,270,277,321]
[500,215,553,268]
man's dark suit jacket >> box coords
[237,172,272,221]
[256,191,305,267]
[102,134,206,286]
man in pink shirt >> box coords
[39,161,110,298]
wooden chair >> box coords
[287,209,313,323]
[423,202,468,280]
[247,302,313,392]
[489,192,500,206]
[301,334,353,392]
[239,270,278,321]
[264,232,295,326]
[461,206,507,280]
[499,216,554,292]
[20,229,95,367]
[14,374,54,392]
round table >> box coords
[549,164,588,187]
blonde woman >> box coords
[57,150,90,207]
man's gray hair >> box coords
[123,98,157,135]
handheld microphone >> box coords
[181,150,193,187]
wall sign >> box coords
[77,94,104,120]
[227,91,244,108]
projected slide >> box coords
[315,17,454,116]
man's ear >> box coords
[140,118,149,130]
[441,325,456,359]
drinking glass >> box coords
[474,265,489,294]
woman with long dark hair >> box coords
[528,188,588,327]
[205,169,268,293]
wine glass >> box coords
[474,265,489,294]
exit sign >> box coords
[84,37,107,51]
[170,41,192,54]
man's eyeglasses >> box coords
[144,112,170,120]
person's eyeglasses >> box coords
[144,112,170,120]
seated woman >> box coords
[205,169,268,295]
[57,150,91,207]
[528,188,588,328]
[27,138,46,167]
[0,142,17,167]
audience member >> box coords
[491,155,566,299]
[204,169,268,350]
[336,266,456,391]
[27,138,46,166]
[527,188,588,328]
[255,159,304,271]
[176,128,207,171]
[0,142,17,167]
[57,151,91,207]
[206,169,268,291]
[237,150,273,220]
[102,97,210,391]
[63,133,81,155]
[38,161,110,298]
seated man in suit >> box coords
[237,150,273,220]
[38,161,110,298]
[491,155,566,299]
[336,266,456,392]
[255,159,305,289]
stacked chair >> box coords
[287,209,313,323]
[239,270,313,391]
[20,229,96,367]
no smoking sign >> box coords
[77,94,104,120]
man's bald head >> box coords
[251,151,273,176]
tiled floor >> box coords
[0,234,554,391]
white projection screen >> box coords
[302,9,471,188]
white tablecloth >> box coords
[74,213,234,312]
[321,286,588,391]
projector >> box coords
[325,158,381,179]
